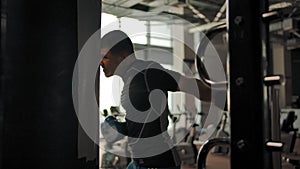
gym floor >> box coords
[181,154,295,169]
[100,146,297,169]
[181,152,230,169]
[99,139,298,169]
[99,140,231,169]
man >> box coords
[100,30,211,169]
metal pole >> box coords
[228,0,272,168]
[272,89,282,169]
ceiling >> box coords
[102,0,300,25]
[102,0,300,48]
[102,0,227,25]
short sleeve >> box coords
[145,68,181,92]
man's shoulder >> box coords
[131,59,164,71]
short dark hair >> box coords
[101,30,134,55]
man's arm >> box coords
[177,76,212,102]
[145,67,214,102]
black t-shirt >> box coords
[121,60,181,167]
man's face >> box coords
[100,48,123,77]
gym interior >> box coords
[1,0,300,169]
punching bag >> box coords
[1,0,100,169]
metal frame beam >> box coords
[228,0,272,169]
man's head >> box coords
[100,30,134,77]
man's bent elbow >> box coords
[199,87,212,102]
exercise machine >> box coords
[169,108,198,165]
[195,1,295,168]
[281,111,300,168]
[100,106,129,169]
[213,112,230,155]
